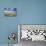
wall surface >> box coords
[0,0,46,44]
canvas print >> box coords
[4,8,16,16]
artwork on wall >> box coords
[4,8,16,16]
